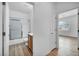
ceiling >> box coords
[56,2,79,14]
[8,2,79,14]
[8,2,33,14]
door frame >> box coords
[2,2,6,56]
[56,8,79,54]
[2,2,9,56]
[0,2,3,56]
[3,2,33,56]
[55,15,59,49]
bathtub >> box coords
[9,37,28,45]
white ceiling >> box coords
[8,2,33,13]
[8,2,79,14]
[56,2,79,14]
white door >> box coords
[0,2,2,56]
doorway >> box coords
[57,8,78,56]
[8,2,33,56]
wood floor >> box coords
[9,36,78,56]
[9,43,31,56]
[47,48,58,56]
[47,36,78,56]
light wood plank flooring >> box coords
[47,36,78,56]
[9,36,78,56]
[47,48,58,56]
[9,43,31,56]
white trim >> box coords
[4,2,9,56]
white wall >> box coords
[9,10,29,38]
[28,10,33,33]
[58,9,78,37]
[0,2,2,56]
[33,2,56,56]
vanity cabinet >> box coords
[28,34,33,55]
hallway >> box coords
[47,36,78,56]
